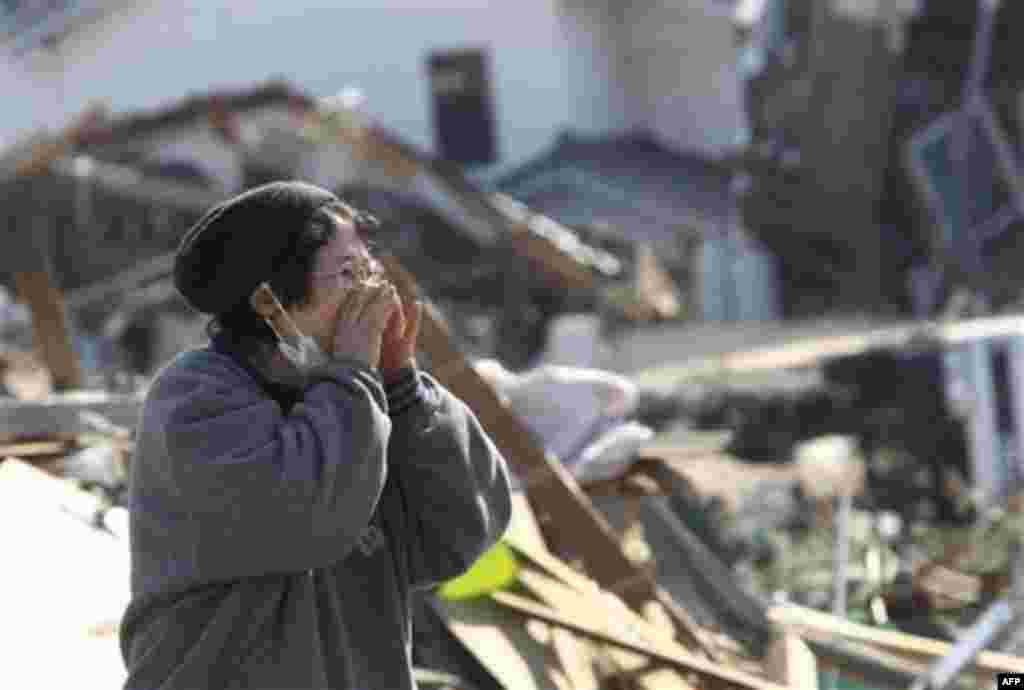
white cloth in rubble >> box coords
[475,359,654,484]
[538,313,608,368]
[564,419,655,484]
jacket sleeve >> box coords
[149,351,391,581]
[383,368,512,589]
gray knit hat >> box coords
[173,181,338,315]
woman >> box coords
[120,181,512,690]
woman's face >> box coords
[290,210,382,354]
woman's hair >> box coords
[205,200,377,356]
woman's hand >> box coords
[379,290,423,384]
[331,281,401,371]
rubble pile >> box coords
[6,80,1024,690]
[654,344,977,528]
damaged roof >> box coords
[496,130,736,245]
[75,80,313,151]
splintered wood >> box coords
[634,242,681,321]
[501,495,806,690]
[491,592,790,690]
[13,269,82,391]
[768,602,1024,678]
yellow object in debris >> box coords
[438,540,520,600]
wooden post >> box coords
[5,183,81,391]
[14,266,81,391]
[764,634,819,689]
[0,107,108,391]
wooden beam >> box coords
[763,634,818,690]
[506,469,728,669]
[491,591,790,690]
[549,625,601,690]
[768,603,1024,676]
[432,596,565,690]
[14,264,81,391]
[505,522,756,687]
[0,438,79,459]
[802,629,928,677]
[507,223,596,294]
[662,314,1024,384]
[634,242,681,321]
[518,566,707,690]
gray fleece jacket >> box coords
[120,337,512,690]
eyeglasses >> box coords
[311,253,385,287]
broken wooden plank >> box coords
[0,438,80,459]
[511,489,708,689]
[506,492,549,556]
[914,563,983,608]
[503,517,725,665]
[2,107,112,394]
[507,222,596,294]
[519,567,656,671]
[518,566,697,690]
[649,314,1024,385]
[411,666,484,690]
[549,625,601,690]
[799,628,929,677]
[634,242,681,321]
[763,634,818,690]
[14,265,82,391]
[517,586,599,690]
[636,432,735,463]
[769,602,1024,675]
[491,591,789,690]
[431,595,562,690]
[580,469,665,499]
[503,524,605,595]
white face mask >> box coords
[258,282,330,373]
